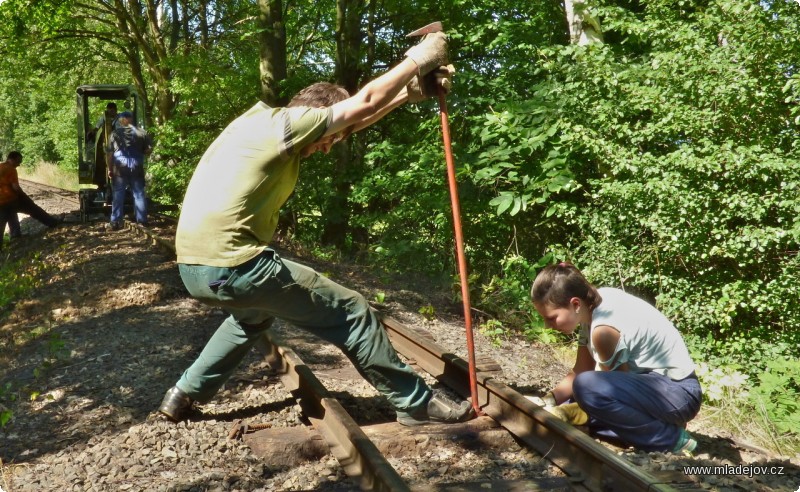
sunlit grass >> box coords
[692,398,800,458]
[17,160,78,192]
[692,362,800,458]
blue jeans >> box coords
[110,165,146,224]
[175,249,431,412]
[573,370,702,451]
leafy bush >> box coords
[473,253,561,343]
[0,252,46,311]
[749,359,800,435]
[694,362,749,404]
[473,2,800,372]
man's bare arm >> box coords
[325,31,448,136]
[326,58,418,137]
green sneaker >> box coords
[672,428,697,454]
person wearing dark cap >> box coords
[106,111,154,230]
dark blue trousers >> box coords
[573,370,702,451]
[110,165,147,224]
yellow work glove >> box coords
[525,392,588,426]
[548,402,589,426]
[406,64,455,103]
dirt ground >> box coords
[1,189,800,491]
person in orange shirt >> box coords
[0,153,21,241]
[0,151,61,249]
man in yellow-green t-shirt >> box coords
[160,32,473,427]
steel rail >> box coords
[129,219,177,256]
[258,332,411,492]
[18,179,81,205]
[381,316,687,492]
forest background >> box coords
[0,0,798,452]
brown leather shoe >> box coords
[396,391,474,426]
[158,386,193,422]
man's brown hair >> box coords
[531,262,602,310]
[287,82,350,108]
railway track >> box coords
[18,179,178,223]
[11,181,796,491]
[18,178,81,206]
[105,208,699,491]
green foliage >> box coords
[0,253,47,311]
[471,1,800,366]
[460,1,800,441]
[694,362,749,404]
[332,117,455,271]
[0,383,14,428]
[476,110,576,218]
[478,319,506,348]
[473,253,560,343]
[749,358,800,435]
[0,246,67,429]
[30,332,70,380]
[0,329,71,429]
[418,304,436,321]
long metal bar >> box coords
[437,90,481,416]
[381,316,685,492]
[261,332,411,492]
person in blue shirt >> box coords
[106,111,153,230]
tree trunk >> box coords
[563,0,604,45]
[258,0,287,106]
[322,0,365,249]
[112,0,177,124]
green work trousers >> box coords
[175,248,430,413]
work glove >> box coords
[407,64,455,103]
[548,402,589,426]
[526,393,588,426]
[525,391,557,408]
[404,31,449,76]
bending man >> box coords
[160,32,472,426]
